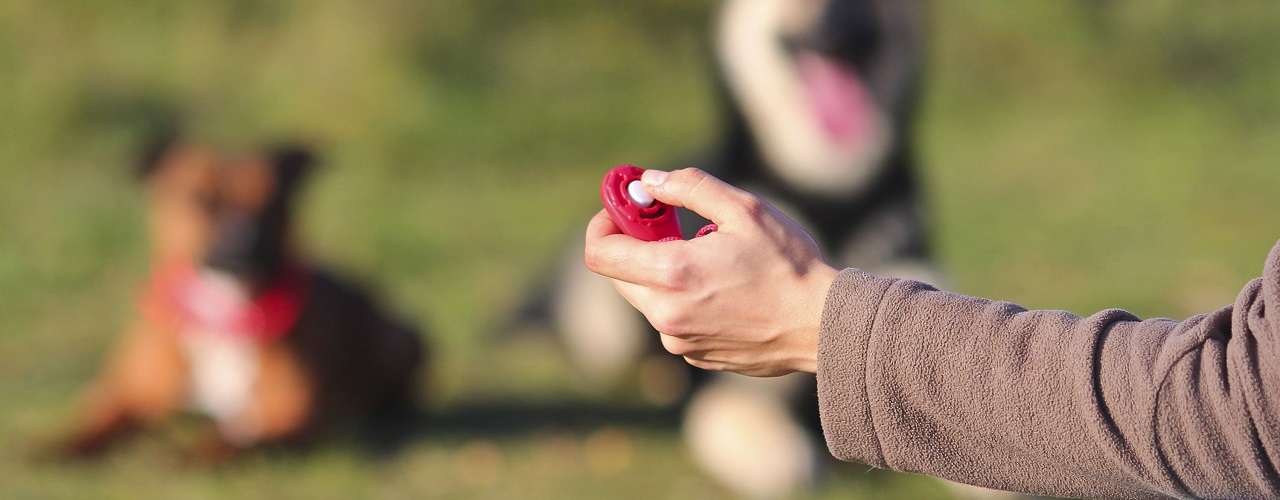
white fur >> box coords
[683,373,820,499]
[181,270,262,443]
[553,244,648,388]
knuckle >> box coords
[651,318,681,338]
[678,167,707,180]
[647,307,672,332]
[678,167,710,195]
[735,195,767,220]
[653,257,691,289]
[661,335,691,356]
[685,357,721,371]
[649,305,690,337]
[582,245,605,272]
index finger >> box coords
[642,168,759,228]
[584,209,680,286]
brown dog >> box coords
[56,140,424,460]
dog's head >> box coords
[140,139,315,291]
[717,0,921,197]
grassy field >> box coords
[2,1,1279,498]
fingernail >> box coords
[641,169,669,186]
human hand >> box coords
[584,168,838,376]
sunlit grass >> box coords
[2,1,1279,498]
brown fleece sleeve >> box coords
[817,240,1280,499]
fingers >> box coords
[641,168,763,228]
[659,333,706,366]
[584,210,681,286]
[609,279,652,314]
[663,338,731,373]
[585,208,623,239]
[684,357,729,372]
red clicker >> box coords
[601,165,683,242]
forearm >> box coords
[817,242,1280,498]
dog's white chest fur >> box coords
[178,270,263,440]
[182,330,261,426]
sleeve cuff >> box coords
[816,268,899,467]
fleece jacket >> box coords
[818,239,1280,499]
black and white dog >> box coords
[703,0,929,277]
[529,0,939,496]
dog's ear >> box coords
[136,129,180,181]
[271,145,317,194]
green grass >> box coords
[2,1,1280,498]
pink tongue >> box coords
[797,52,874,145]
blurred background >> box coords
[3,0,1280,498]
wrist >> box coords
[790,262,838,374]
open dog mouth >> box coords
[716,0,894,196]
[792,47,877,147]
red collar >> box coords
[142,262,313,343]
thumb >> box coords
[642,168,757,227]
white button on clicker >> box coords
[627,180,654,208]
